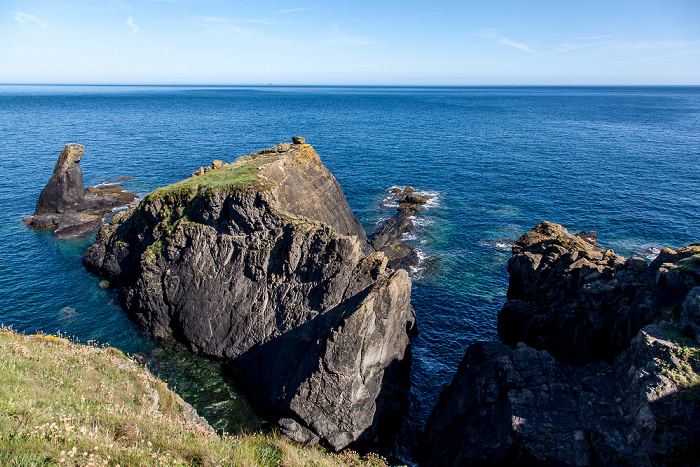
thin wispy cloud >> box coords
[320,23,373,46]
[591,40,700,55]
[14,11,49,28]
[275,7,317,15]
[498,38,535,53]
[126,16,139,35]
[110,0,133,11]
[477,29,535,53]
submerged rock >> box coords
[24,144,136,238]
[83,138,415,451]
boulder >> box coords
[83,138,415,450]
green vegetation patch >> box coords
[147,154,280,204]
[673,254,700,277]
[0,326,389,466]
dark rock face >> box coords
[35,143,86,214]
[83,140,415,451]
[499,221,700,363]
[424,222,700,466]
[370,187,430,270]
[423,325,700,466]
[25,144,137,238]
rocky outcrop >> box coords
[24,144,137,237]
[370,187,430,270]
[423,324,700,466]
[83,138,415,451]
[498,221,700,363]
[424,222,700,466]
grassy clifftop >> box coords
[0,327,389,466]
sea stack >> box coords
[83,138,416,451]
[25,144,137,237]
[34,143,86,215]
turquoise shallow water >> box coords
[1,85,699,454]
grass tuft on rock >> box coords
[0,325,389,466]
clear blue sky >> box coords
[2,0,699,85]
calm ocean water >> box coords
[1,85,699,451]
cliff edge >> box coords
[83,138,415,451]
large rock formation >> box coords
[499,221,700,364]
[423,222,700,466]
[423,325,700,466]
[25,144,136,237]
[83,138,416,451]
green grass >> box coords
[147,154,280,204]
[0,326,390,466]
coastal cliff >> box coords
[83,138,415,451]
[424,222,700,466]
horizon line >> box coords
[2,83,700,88]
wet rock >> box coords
[370,186,430,271]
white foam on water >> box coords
[409,264,425,280]
[403,232,418,241]
[494,241,513,251]
[412,216,435,227]
[60,306,76,316]
[634,243,663,261]
[415,247,430,263]
[478,239,515,252]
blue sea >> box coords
[1,85,699,455]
